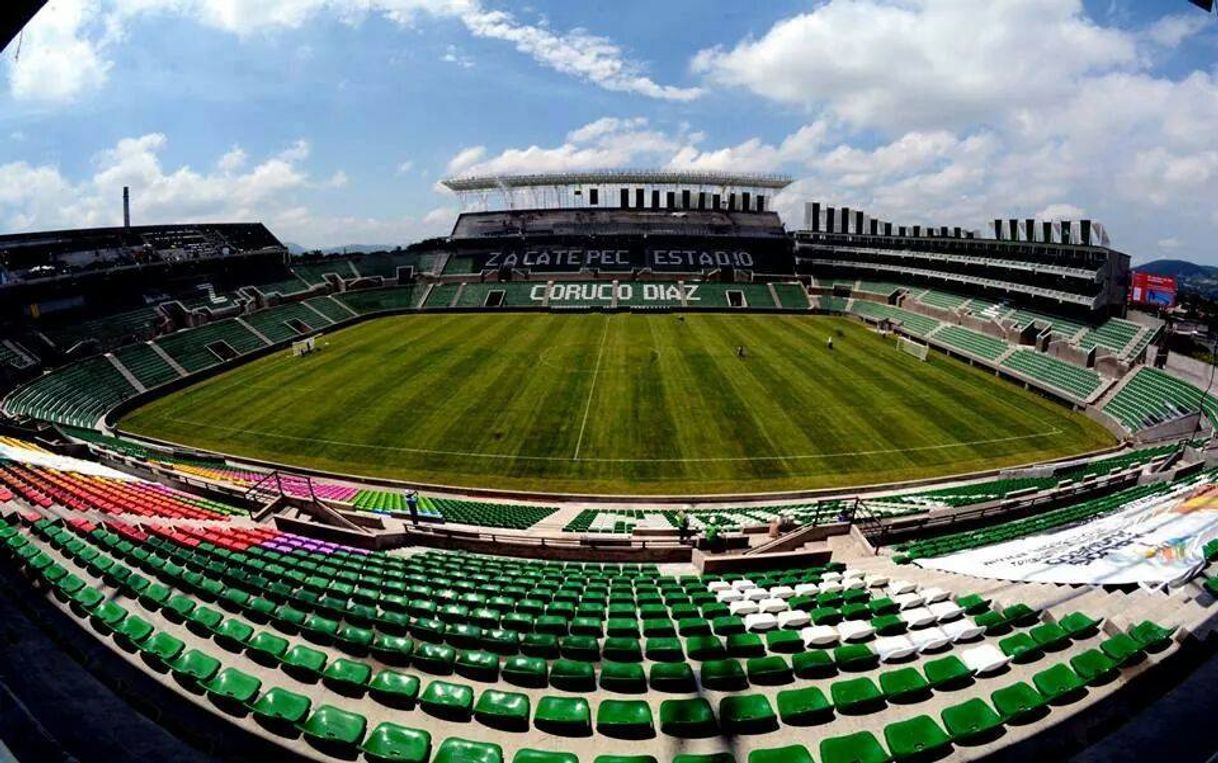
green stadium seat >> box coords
[474,690,531,731]
[748,747,813,763]
[1066,646,1117,686]
[1100,634,1144,667]
[280,644,328,681]
[831,677,884,714]
[515,751,577,763]
[596,699,655,739]
[369,670,421,708]
[775,686,832,726]
[701,658,748,691]
[361,723,431,763]
[212,619,255,651]
[834,643,879,670]
[726,632,766,658]
[645,637,684,662]
[246,631,290,666]
[792,649,836,679]
[434,738,503,763]
[204,668,262,710]
[534,696,592,737]
[879,667,930,702]
[603,637,643,663]
[420,680,475,721]
[747,655,794,685]
[659,697,717,738]
[720,694,778,735]
[991,681,1048,724]
[599,661,646,693]
[168,648,221,692]
[940,698,1002,743]
[250,687,312,733]
[820,731,889,763]
[649,661,696,693]
[139,632,185,671]
[1033,664,1085,703]
[999,632,1042,664]
[1130,620,1175,652]
[322,657,373,696]
[1058,612,1102,638]
[923,655,972,689]
[1030,622,1070,651]
[502,655,548,688]
[456,649,500,682]
[884,715,951,761]
[114,615,154,651]
[550,659,596,692]
[299,705,368,756]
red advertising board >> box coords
[1130,272,1177,307]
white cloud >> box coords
[9,0,695,104]
[1157,237,1182,250]
[396,159,415,175]
[448,116,685,177]
[423,206,457,225]
[8,0,113,104]
[460,8,701,101]
[1035,203,1086,221]
[693,0,1136,132]
[446,146,486,175]
[1145,14,1208,48]
[441,44,474,68]
[0,132,425,247]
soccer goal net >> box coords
[292,336,318,357]
[898,336,929,361]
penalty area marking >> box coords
[572,316,612,461]
[150,415,1064,465]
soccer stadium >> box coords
[5,2,1218,763]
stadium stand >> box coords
[244,302,331,343]
[893,475,1195,562]
[4,357,137,427]
[848,301,941,338]
[154,320,267,373]
[352,491,557,530]
[854,280,905,296]
[1000,350,1104,400]
[932,326,1008,362]
[112,343,182,389]
[292,259,358,284]
[818,295,849,312]
[1103,367,1218,431]
[336,287,424,314]
[1001,309,1087,340]
[457,283,541,308]
[916,289,970,311]
[304,295,357,323]
[39,305,162,352]
[1078,318,1143,356]
[351,251,438,279]
[0,341,37,370]
[771,283,809,309]
[424,284,460,308]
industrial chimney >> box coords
[123,186,131,228]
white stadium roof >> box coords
[441,169,794,192]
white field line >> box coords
[156,415,1062,464]
[571,316,612,461]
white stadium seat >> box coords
[961,644,1010,674]
[908,626,951,652]
[875,635,918,662]
[800,625,839,647]
[729,600,760,617]
[777,610,810,629]
[899,607,937,628]
[837,620,876,642]
[928,600,964,622]
[744,612,778,632]
[941,619,985,642]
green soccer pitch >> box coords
[120,313,1116,495]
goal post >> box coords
[292,336,318,357]
[898,336,929,361]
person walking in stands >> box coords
[407,491,420,525]
[677,509,690,544]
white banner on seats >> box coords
[915,477,1218,589]
[0,442,138,481]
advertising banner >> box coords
[916,478,1218,588]
[1130,272,1177,307]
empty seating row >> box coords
[771,283,809,310]
[304,295,357,323]
[336,287,424,314]
[848,301,942,338]
[113,342,182,388]
[1000,349,1103,400]
[1103,367,1218,432]
[154,319,267,373]
[1078,318,1142,355]
[3,356,137,428]
[932,325,1008,361]
[244,302,332,343]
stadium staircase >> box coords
[105,353,147,394]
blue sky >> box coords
[1,1,1216,264]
